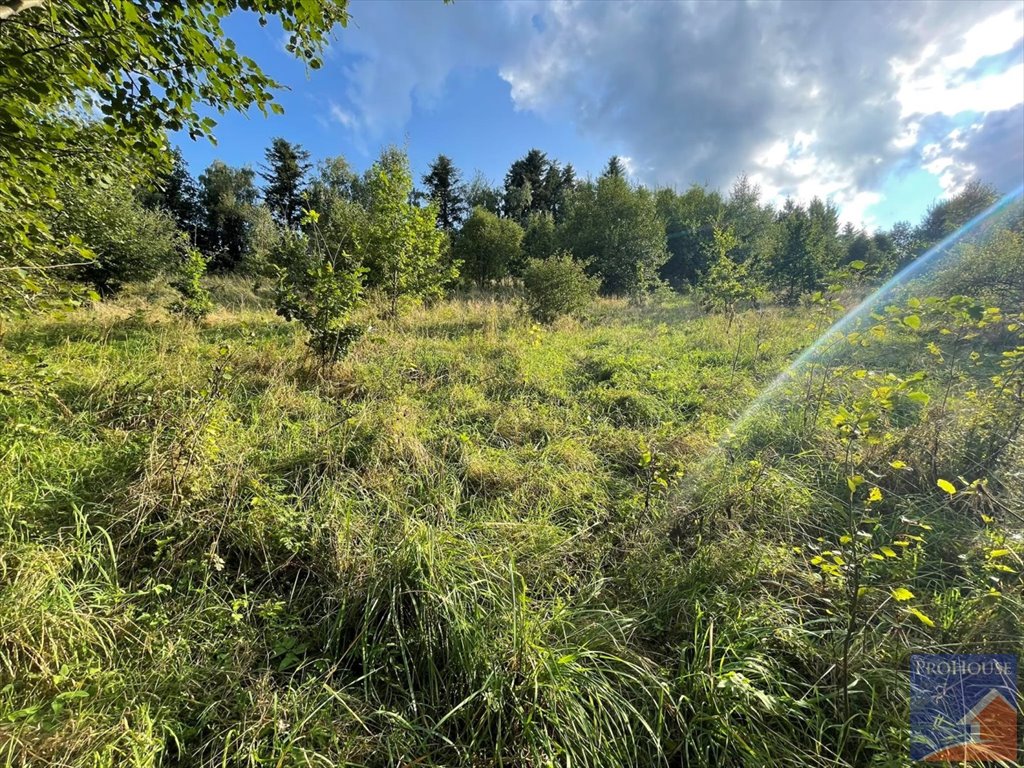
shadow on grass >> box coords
[2,313,154,351]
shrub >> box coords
[697,225,763,325]
[271,212,366,364]
[455,207,524,287]
[170,247,213,321]
[522,251,599,323]
[52,174,179,294]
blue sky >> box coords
[174,0,1024,231]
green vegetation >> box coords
[170,248,213,323]
[522,251,601,323]
[2,251,1022,765]
[2,3,1021,765]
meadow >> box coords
[1,276,1020,767]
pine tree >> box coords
[260,137,311,228]
[503,149,550,222]
[603,156,626,179]
[422,154,467,232]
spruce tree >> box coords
[261,137,311,228]
[422,154,467,232]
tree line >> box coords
[0,0,1012,360]
[141,137,1004,301]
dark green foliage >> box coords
[916,180,999,245]
[559,174,668,298]
[455,207,524,287]
[503,148,551,222]
[465,172,502,215]
[423,154,467,231]
[260,137,311,228]
[50,166,179,294]
[500,150,575,225]
[723,174,776,268]
[523,250,600,323]
[603,155,626,179]
[0,0,348,309]
[547,163,577,223]
[767,197,841,303]
[170,247,213,321]
[141,148,201,238]
[886,220,918,269]
[656,184,725,288]
[198,161,259,271]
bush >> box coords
[522,251,600,323]
[271,215,366,364]
[52,175,179,294]
[697,225,763,324]
[170,247,213,322]
[455,207,524,287]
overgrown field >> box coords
[1,281,1021,767]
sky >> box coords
[174,0,1024,231]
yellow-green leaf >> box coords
[987,549,1011,559]
[904,315,921,330]
[868,487,883,503]
[909,607,935,627]
[937,478,956,495]
[907,391,930,406]
[891,587,915,602]
[880,546,897,558]
[890,460,908,469]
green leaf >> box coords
[891,587,915,602]
[849,260,866,270]
[936,478,957,495]
[903,314,921,330]
[906,391,930,406]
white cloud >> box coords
[897,62,1024,117]
[329,102,357,129]
[321,0,1023,222]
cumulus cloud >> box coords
[501,0,1022,221]
[917,108,1024,194]
[327,0,1023,222]
[332,0,533,133]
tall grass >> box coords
[1,279,1020,766]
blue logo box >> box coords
[910,654,1018,762]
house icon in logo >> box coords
[924,688,1018,762]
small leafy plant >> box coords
[170,246,213,322]
[271,208,366,365]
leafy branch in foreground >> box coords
[0,0,349,309]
